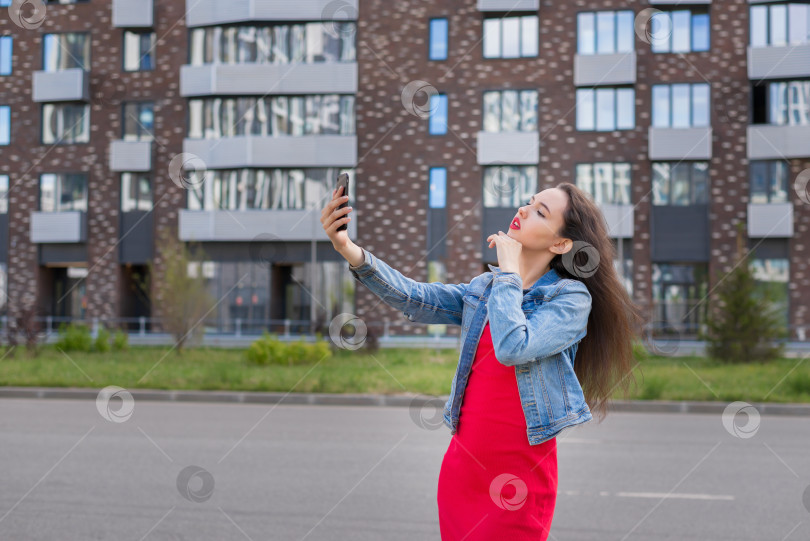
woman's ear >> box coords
[550,238,573,255]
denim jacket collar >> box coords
[486,264,560,291]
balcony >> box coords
[109,140,152,172]
[476,131,539,165]
[182,135,356,169]
[112,0,153,27]
[178,209,356,242]
[747,125,810,159]
[748,44,810,80]
[32,69,89,102]
[186,0,358,27]
[30,211,86,243]
[180,62,357,97]
[574,52,636,86]
[648,127,712,160]
[599,204,634,238]
[747,203,794,238]
[477,0,538,10]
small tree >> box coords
[150,229,215,354]
[701,222,786,363]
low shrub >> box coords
[246,332,332,366]
[55,323,93,352]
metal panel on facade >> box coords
[426,208,447,260]
[186,0,359,27]
[650,205,710,262]
[599,204,634,238]
[109,140,152,172]
[180,63,357,96]
[476,131,539,165]
[183,135,357,169]
[112,0,153,27]
[481,208,517,257]
[30,211,86,243]
[0,214,7,264]
[120,211,154,263]
[477,0,538,11]
[32,69,89,102]
[178,209,356,242]
[648,127,713,160]
[747,203,794,238]
[748,45,810,80]
[748,125,810,159]
[573,52,636,86]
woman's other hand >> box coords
[321,184,353,252]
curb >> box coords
[2,387,810,416]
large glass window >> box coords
[188,95,354,139]
[42,103,90,144]
[763,80,810,125]
[750,161,789,203]
[122,102,154,141]
[482,90,537,132]
[0,36,12,76]
[575,163,631,205]
[652,162,709,205]
[483,15,538,59]
[123,31,155,71]
[429,167,447,208]
[650,9,710,53]
[576,87,634,131]
[429,18,448,60]
[43,33,90,71]
[652,263,708,336]
[189,22,355,66]
[39,173,87,212]
[0,105,9,145]
[751,3,810,46]
[750,258,790,331]
[483,165,537,207]
[652,83,710,128]
[186,167,353,211]
[429,94,448,135]
[121,173,153,212]
[577,10,634,54]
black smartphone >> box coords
[336,173,350,232]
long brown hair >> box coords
[549,182,646,421]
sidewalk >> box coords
[2,386,810,416]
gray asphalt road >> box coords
[0,397,808,540]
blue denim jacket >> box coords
[348,248,593,445]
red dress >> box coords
[437,322,558,540]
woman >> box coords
[321,181,644,540]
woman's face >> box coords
[507,188,570,253]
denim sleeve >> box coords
[487,274,592,366]
[348,248,468,326]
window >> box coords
[186,167,353,211]
[751,3,810,47]
[576,87,634,131]
[0,36,12,76]
[750,161,789,203]
[652,263,708,335]
[429,94,448,135]
[750,258,789,331]
[652,83,710,128]
[42,103,90,144]
[482,165,537,207]
[429,167,447,208]
[427,260,448,336]
[482,90,537,132]
[577,10,634,54]
[44,0,90,3]
[0,105,8,145]
[0,0,10,6]
[121,173,152,211]
[43,33,90,71]
[650,9,710,53]
[483,15,538,59]
[122,102,154,141]
[756,80,810,125]
[575,163,631,205]
[652,162,709,205]
[189,22,356,66]
[39,173,87,212]
[429,18,448,60]
[187,95,355,138]
[123,31,155,71]
[0,174,8,213]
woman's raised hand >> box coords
[321,184,353,252]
